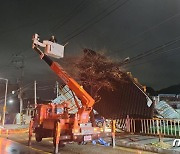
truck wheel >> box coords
[78,141,87,145]
[59,141,65,147]
[53,139,65,147]
[35,132,42,142]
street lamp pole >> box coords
[0,78,8,126]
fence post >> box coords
[141,119,143,133]
[163,119,165,135]
[156,119,159,134]
[112,120,116,148]
[150,119,152,134]
[171,120,173,135]
[160,119,162,134]
[130,119,132,132]
[147,119,149,134]
[167,119,169,136]
[174,120,177,136]
[144,120,146,134]
[125,115,130,132]
[133,119,136,133]
[152,119,155,134]
[156,119,161,142]
[178,120,180,137]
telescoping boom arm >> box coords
[32,34,95,123]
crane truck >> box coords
[28,34,111,153]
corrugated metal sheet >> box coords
[155,100,180,119]
[52,85,81,114]
[53,74,154,119]
[93,75,154,119]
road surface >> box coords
[0,137,41,154]
[1,133,157,154]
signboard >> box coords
[84,135,92,141]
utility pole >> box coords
[17,86,23,125]
[34,80,37,107]
[19,87,23,115]
[0,78,8,126]
[12,54,24,124]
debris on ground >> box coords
[92,138,110,146]
[150,141,171,149]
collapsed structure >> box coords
[76,49,154,119]
[94,73,154,119]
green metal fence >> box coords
[116,118,180,137]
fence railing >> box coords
[116,118,180,137]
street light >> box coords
[8,99,13,104]
[0,78,8,126]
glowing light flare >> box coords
[8,99,13,104]
[0,138,2,154]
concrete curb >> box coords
[0,128,28,134]
[117,140,179,154]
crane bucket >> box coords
[43,40,64,59]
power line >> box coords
[24,1,118,60]
[27,88,54,91]
[0,14,63,40]
[126,46,180,68]
[62,0,129,43]
[0,52,18,70]
[0,64,11,70]
[116,11,180,52]
[0,21,39,38]
[124,35,180,65]
[37,86,54,90]
[0,81,33,102]
[51,0,88,33]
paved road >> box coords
[0,137,41,154]
[1,133,157,154]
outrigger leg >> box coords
[28,120,34,146]
[54,121,61,154]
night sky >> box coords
[1,0,180,95]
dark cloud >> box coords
[0,0,180,100]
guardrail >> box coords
[116,118,180,137]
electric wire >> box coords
[0,82,56,103]
[51,0,88,32]
[62,0,129,43]
[123,35,180,65]
[0,81,33,102]
[28,88,54,91]
[2,1,128,68]
[0,64,11,70]
[116,11,180,52]
[126,46,180,68]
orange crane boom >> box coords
[32,34,94,123]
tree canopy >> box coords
[74,48,126,102]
